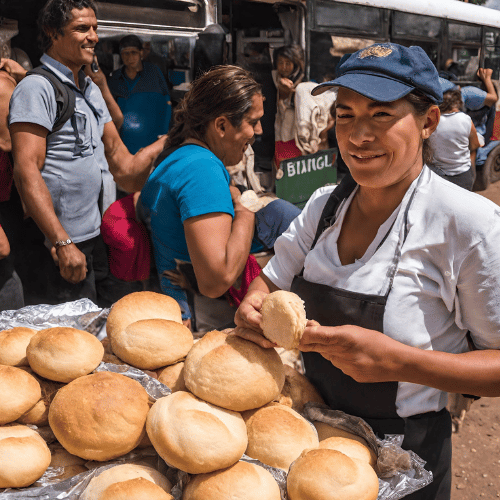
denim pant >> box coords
[252,198,302,252]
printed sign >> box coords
[277,148,337,208]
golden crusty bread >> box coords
[287,448,379,500]
[184,330,285,412]
[26,327,104,383]
[0,424,51,488]
[49,372,149,461]
[106,292,183,340]
[110,319,193,370]
[0,327,37,366]
[278,364,325,413]
[260,291,307,350]
[242,402,319,470]
[16,371,62,426]
[318,436,377,468]
[182,461,281,500]
[99,477,174,500]
[313,421,371,448]
[146,391,248,474]
[157,362,187,392]
[81,464,172,500]
[0,365,41,424]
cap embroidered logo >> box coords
[358,46,393,59]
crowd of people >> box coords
[1,2,500,499]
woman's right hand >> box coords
[233,289,278,348]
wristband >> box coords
[54,238,73,248]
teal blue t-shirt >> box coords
[140,145,234,316]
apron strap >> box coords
[311,171,358,250]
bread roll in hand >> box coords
[260,291,307,349]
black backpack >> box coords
[26,66,75,134]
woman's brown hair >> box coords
[165,65,262,149]
[404,90,438,165]
[439,89,463,114]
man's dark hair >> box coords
[38,0,98,53]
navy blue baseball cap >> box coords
[312,43,443,104]
[439,77,458,93]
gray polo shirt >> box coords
[9,54,112,243]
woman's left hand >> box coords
[300,321,405,383]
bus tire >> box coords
[475,144,500,191]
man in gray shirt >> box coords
[9,0,166,304]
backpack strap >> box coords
[26,66,76,135]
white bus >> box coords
[232,0,500,187]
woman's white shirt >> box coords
[264,166,500,417]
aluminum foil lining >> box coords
[303,403,434,500]
[0,298,108,334]
[94,362,172,402]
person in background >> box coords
[139,65,301,332]
[98,191,152,306]
[0,59,24,310]
[272,44,305,168]
[428,86,481,190]
[8,0,167,306]
[234,43,500,500]
[108,35,172,155]
[440,68,498,142]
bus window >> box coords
[449,23,482,43]
[392,12,442,40]
[451,46,480,82]
[313,1,384,37]
[484,28,500,81]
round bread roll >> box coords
[313,421,371,447]
[49,372,149,461]
[0,365,41,424]
[100,478,174,500]
[110,319,193,370]
[260,291,307,350]
[50,444,86,467]
[17,374,62,426]
[278,365,325,413]
[146,391,248,474]
[0,327,37,366]
[319,436,377,468]
[81,464,172,500]
[183,461,281,500]
[184,330,285,411]
[0,424,51,488]
[157,362,186,392]
[242,403,319,470]
[106,292,183,340]
[287,448,379,500]
[26,327,104,383]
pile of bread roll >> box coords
[0,290,380,500]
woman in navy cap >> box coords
[234,43,500,500]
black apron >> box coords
[290,172,452,500]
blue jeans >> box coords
[251,199,302,252]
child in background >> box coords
[428,87,481,190]
[272,45,304,169]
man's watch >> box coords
[54,238,73,249]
